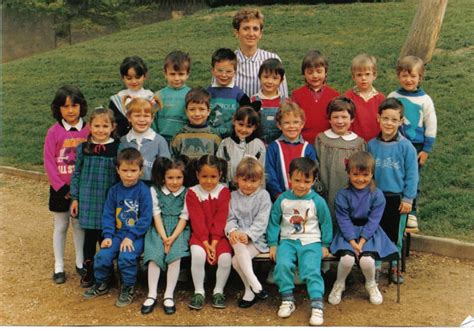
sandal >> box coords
[163,297,176,315]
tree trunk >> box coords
[400,0,448,63]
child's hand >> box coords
[120,238,135,252]
[350,240,361,257]
[164,236,176,254]
[70,200,79,217]
[269,246,277,262]
[203,241,216,265]
[64,192,71,200]
[229,230,241,245]
[399,201,412,214]
[101,238,112,248]
[418,151,429,166]
[238,232,249,244]
[321,247,329,258]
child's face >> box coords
[260,71,283,97]
[377,108,403,140]
[289,171,314,197]
[186,102,210,126]
[90,114,115,144]
[234,19,263,50]
[398,69,421,91]
[233,117,256,140]
[128,109,153,133]
[117,161,142,187]
[122,67,146,91]
[352,68,376,92]
[212,60,236,87]
[197,164,221,192]
[329,110,354,136]
[164,168,184,193]
[236,176,262,196]
[304,66,326,91]
[348,167,373,190]
[277,112,305,142]
[60,96,81,126]
[164,66,189,89]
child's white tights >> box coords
[231,242,262,301]
[53,212,84,273]
[190,245,231,295]
[144,259,181,307]
[335,254,377,287]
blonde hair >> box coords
[235,157,265,182]
[275,100,306,124]
[125,96,161,117]
[232,8,264,30]
[396,55,425,82]
[351,53,377,75]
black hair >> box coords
[378,97,404,117]
[196,154,228,183]
[232,105,262,139]
[120,56,148,78]
[50,85,88,122]
[163,50,192,73]
[151,155,190,188]
[258,58,285,79]
[289,157,318,181]
[117,147,143,168]
[185,87,211,109]
[327,97,356,119]
[211,48,237,68]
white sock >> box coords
[213,253,231,295]
[335,255,355,286]
[53,212,69,273]
[70,217,84,269]
[164,259,180,306]
[144,261,160,305]
[232,242,261,300]
[190,245,206,295]
[360,256,376,286]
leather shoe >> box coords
[238,298,257,308]
[53,272,66,284]
[141,297,157,315]
[253,288,269,300]
[163,298,176,315]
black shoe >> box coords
[253,289,269,300]
[80,260,94,288]
[76,266,86,277]
[53,272,66,284]
[163,298,176,315]
[238,297,257,308]
[116,285,135,307]
[141,297,157,315]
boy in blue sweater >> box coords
[368,98,418,283]
[84,148,152,307]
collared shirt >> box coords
[211,79,235,88]
[125,128,156,150]
[277,134,305,145]
[323,129,359,141]
[352,86,379,102]
[62,118,84,131]
[376,131,400,143]
[256,89,281,101]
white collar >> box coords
[191,183,225,200]
[256,89,280,100]
[117,88,153,98]
[161,186,185,197]
[62,118,84,131]
[211,79,235,88]
[324,129,358,141]
[125,128,156,142]
[91,138,114,145]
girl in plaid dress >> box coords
[70,108,119,287]
[141,156,190,315]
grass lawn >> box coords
[1,0,473,241]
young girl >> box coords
[109,56,155,137]
[225,157,271,308]
[328,151,398,306]
[186,155,232,310]
[141,156,190,315]
[70,107,120,288]
[216,105,266,190]
[43,85,90,284]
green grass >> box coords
[1,0,473,241]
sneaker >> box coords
[328,283,345,305]
[212,293,226,309]
[309,308,324,326]
[366,283,383,305]
[83,282,109,299]
[390,268,405,284]
[53,272,66,284]
[188,293,205,310]
[407,214,418,228]
[115,285,135,307]
[277,301,296,318]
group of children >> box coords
[43,7,437,327]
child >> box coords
[292,50,340,144]
[171,87,222,159]
[109,56,155,137]
[314,97,366,222]
[344,54,386,142]
[267,157,332,326]
[207,48,248,138]
[70,107,120,288]
[266,100,317,201]
[216,105,266,190]
[368,98,418,283]
[388,55,437,228]
[84,148,152,307]
[141,156,190,315]
[120,97,170,185]
[328,151,398,306]
[43,85,89,284]
[151,51,192,145]
[231,8,288,98]
[225,157,272,308]
[250,58,286,143]
[186,155,232,310]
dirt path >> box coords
[0,173,472,326]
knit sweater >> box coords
[171,123,222,159]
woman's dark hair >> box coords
[232,105,262,139]
[151,155,189,188]
[120,56,148,78]
[50,85,88,122]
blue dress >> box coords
[330,186,398,260]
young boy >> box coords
[83,148,152,307]
[267,157,332,326]
[344,53,386,142]
[266,100,317,201]
[120,98,170,185]
[292,50,340,144]
[151,51,192,145]
[207,48,248,138]
[250,58,286,143]
[171,87,222,160]
[232,8,288,98]
[388,55,437,228]
[368,98,418,283]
